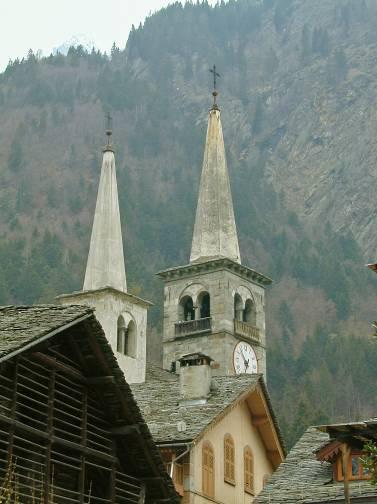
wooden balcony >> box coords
[175,317,212,337]
[234,319,260,343]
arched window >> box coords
[234,293,243,321]
[117,316,126,353]
[243,299,256,325]
[244,446,254,495]
[198,291,210,319]
[126,320,137,357]
[202,442,214,498]
[179,296,195,321]
[117,315,137,357]
[224,434,235,485]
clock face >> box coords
[233,342,258,375]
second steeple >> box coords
[83,123,127,292]
[190,95,240,264]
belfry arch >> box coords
[179,296,195,321]
[234,293,243,321]
[243,299,256,326]
[198,291,211,319]
[116,313,137,358]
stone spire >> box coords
[190,97,241,264]
[83,122,127,292]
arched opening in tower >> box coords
[234,293,243,321]
[243,299,256,326]
[179,296,195,321]
[198,292,211,319]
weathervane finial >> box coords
[209,64,220,110]
[104,112,114,151]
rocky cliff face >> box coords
[256,0,377,259]
[123,0,377,257]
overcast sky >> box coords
[1,0,218,70]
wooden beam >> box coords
[139,483,146,504]
[44,369,55,504]
[267,450,279,457]
[87,376,116,385]
[256,386,285,463]
[0,413,118,464]
[84,327,172,498]
[0,413,49,440]
[7,357,19,466]
[252,415,268,427]
[111,424,141,436]
[79,386,88,504]
[30,352,87,384]
[67,333,90,372]
[141,476,167,482]
[342,444,351,504]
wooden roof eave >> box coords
[80,318,180,502]
[0,312,93,364]
[190,376,285,469]
[191,380,261,446]
[315,439,343,462]
[247,383,285,469]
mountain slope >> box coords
[1,0,377,446]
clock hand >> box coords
[240,349,248,369]
[244,358,250,372]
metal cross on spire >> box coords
[104,112,114,151]
[209,64,220,109]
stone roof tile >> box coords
[0,304,92,359]
[255,427,377,503]
[132,365,264,444]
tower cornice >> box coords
[157,257,272,287]
[56,286,153,309]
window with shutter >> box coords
[202,442,215,498]
[244,446,254,495]
[224,434,235,485]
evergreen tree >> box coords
[8,138,24,172]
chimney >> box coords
[178,353,213,404]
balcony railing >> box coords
[234,319,260,343]
[175,317,212,337]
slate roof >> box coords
[131,365,283,449]
[254,427,377,503]
[0,305,180,503]
[0,304,92,360]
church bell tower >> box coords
[58,119,151,384]
[158,73,271,377]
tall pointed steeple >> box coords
[190,76,240,264]
[83,119,127,292]
[58,116,151,384]
[159,68,271,378]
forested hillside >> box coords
[1,0,377,447]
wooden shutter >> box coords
[202,442,215,498]
[224,435,235,484]
[244,446,254,494]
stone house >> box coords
[254,420,377,503]
[131,358,284,503]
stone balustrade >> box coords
[175,317,212,337]
[234,319,260,343]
